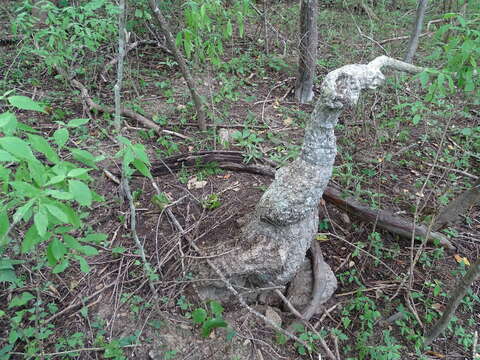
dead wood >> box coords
[433,180,480,231]
[148,0,207,131]
[101,39,172,82]
[69,78,190,140]
[148,149,455,251]
[322,186,455,250]
[301,239,327,320]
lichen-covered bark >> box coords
[197,56,423,302]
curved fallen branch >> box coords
[146,150,456,251]
[301,240,328,320]
[323,187,455,250]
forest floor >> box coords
[0,1,479,359]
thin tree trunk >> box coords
[148,0,207,131]
[424,257,480,345]
[404,0,428,63]
[113,0,127,133]
[295,0,318,103]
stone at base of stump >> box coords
[285,257,337,314]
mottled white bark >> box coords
[197,56,423,301]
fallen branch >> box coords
[301,240,327,320]
[379,32,432,45]
[70,78,190,140]
[148,0,207,130]
[433,180,480,231]
[147,150,456,251]
[322,187,455,250]
[101,39,172,81]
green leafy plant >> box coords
[202,193,221,210]
[14,0,118,72]
[0,94,105,275]
[190,300,229,338]
[231,128,264,162]
[176,0,251,65]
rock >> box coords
[285,257,337,314]
[265,306,282,329]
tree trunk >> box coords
[196,56,424,302]
[148,0,207,131]
[424,257,480,345]
[295,0,318,104]
[404,0,429,63]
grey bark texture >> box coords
[424,257,480,345]
[433,180,480,231]
[196,56,423,302]
[295,0,318,103]
[404,0,429,63]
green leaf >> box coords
[0,210,9,239]
[55,203,81,228]
[45,174,66,186]
[209,300,224,317]
[66,118,89,128]
[418,71,429,87]
[10,181,41,197]
[0,268,17,283]
[45,189,74,200]
[0,150,17,162]
[70,148,98,168]
[75,255,91,273]
[34,210,48,237]
[132,159,152,178]
[201,318,227,337]
[80,245,98,256]
[48,238,66,261]
[412,114,422,125]
[0,111,18,135]
[64,234,82,250]
[68,180,92,206]
[84,0,105,11]
[132,144,150,165]
[28,134,60,163]
[83,233,107,243]
[13,199,35,223]
[191,308,207,324]
[45,204,69,223]
[8,292,34,308]
[52,259,69,273]
[22,225,45,253]
[8,96,46,113]
[67,168,91,177]
[28,159,47,186]
[0,137,35,161]
[276,333,288,345]
[53,128,69,148]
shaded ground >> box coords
[0,1,479,359]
